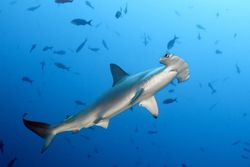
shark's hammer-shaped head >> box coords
[160,53,190,83]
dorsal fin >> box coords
[110,64,129,86]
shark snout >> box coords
[160,54,190,83]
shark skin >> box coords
[23,54,190,153]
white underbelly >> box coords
[143,70,177,95]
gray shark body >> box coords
[23,54,190,153]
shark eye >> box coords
[164,54,170,58]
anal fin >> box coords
[139,96,159,119]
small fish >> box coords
[29,44,36,53]
[244,148,250,153]
[174,10,180,16]
[40,61,46,72]
[9,0,17,5]
[235,64,240,74]
[143,33,151,46]
[215,49,223,54]
[216,12,220,18]
[200,146,205,152]
[168,89,175,93]
[42,46,53,51]
[209,103,217,111]
[214,40,220,45]
[22,76,33,84]
[241,155,248,159]
[196,24,206,31]
[55,0,73,4]
[115,8,122,19]
[76,38,88,53]
[53,50,66,55]
[163,98,177,104]
[233,33,237,38]
[114,31,120,36]
[54,62,70,71]
[197,33,201,40]
[75,100,86,106]
[167,35,178,50]
[88,47,100,52]
[7,157,17,167]
[102,40,109,50]
[71,19,92,26]
[27,5,41,11]
[243,113,247,117]
[0,139,4,154]
[124,3,128,14]
[232,140,241,146]
[85,1,94,10]
[95,22,102,28]
[208,82,216,94]
[87,153,92,158]
[181,163,187,167]
[143,37,149,46]
[147,130,157,135]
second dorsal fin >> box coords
[110,64,129,86]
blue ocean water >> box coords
[1,0,250,166]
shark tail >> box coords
[23,118,56,153]
[88,20,92,26]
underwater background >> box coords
[1,0,250,167]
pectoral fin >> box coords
[95,119,109,129]
[130,88,144,105]
[139,96,159,119]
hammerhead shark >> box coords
[23,54,190,153]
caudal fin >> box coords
[88,20,92,26]
[174,35,179,40]
[23,118,56,153]
[160,54,190,83]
